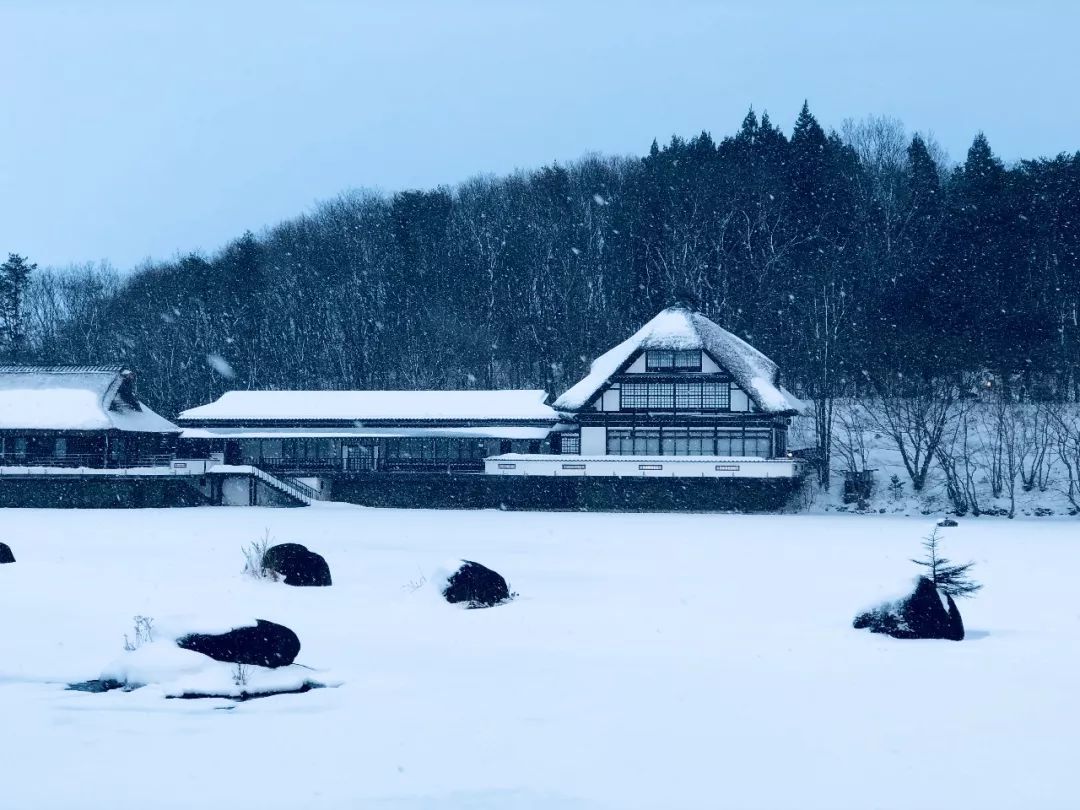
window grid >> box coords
[605,427,771,458]
[645,349,701,372]
[561,435,581,455]
[620,381,730,411]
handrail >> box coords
[247,466,320,504]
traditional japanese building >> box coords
[0,366,180,468]
[486,305,808,478]
[176,389,559,475]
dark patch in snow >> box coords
[177,619,301,668]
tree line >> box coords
[3,103,1079,457]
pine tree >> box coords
[911,528,982,598]
[0,253,37,362]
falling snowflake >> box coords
[206,353,236,379]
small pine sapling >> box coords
[888,474,905,502]
[911,528,982,598]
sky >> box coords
[2,0,1078,271]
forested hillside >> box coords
[4,103,1080,420]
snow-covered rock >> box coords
[262,543,332,587]
[177,619,301,667]
[854,577,965,641]
[436,560,513,608]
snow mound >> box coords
[94,641,337,700]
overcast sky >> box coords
[2,0,1078,270]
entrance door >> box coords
[343,443,377,472]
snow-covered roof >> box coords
[180,425,552,441]
[0,366,179,433]
[178,389,558,424]
[553,307,808,415]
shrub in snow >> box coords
[176,619,300,668]
[0,542,14,564]
[437,560,514,608]
[122,615,155,651]
[262,542,332,587]
[242,531,278,581]
[854,576,965,641]
[937,518,959,528]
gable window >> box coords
[674,350,702,370]
[645,349,701,372]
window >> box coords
[607,428,633,455]
[701,382,730,410]
[621,380,729,411]
[605,426,770,457]
[560,434,580,455]
[674,350,702,370]
[674,382,701,409]
[632,429,660,455]
[620,382,649,409]
[646,350,674,370]
[645,349,701,372]
[647,384,674,409]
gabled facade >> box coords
[550,306,807,460]
[0,366,179,468]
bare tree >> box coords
[832,399,872,473]
[1051,404,1080,510]
[864,373,970,492]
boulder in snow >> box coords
[0,542,13,564]
[937,518,959,528]
[853,577,964,641]
[176,619,301,667]
[262,543,332,587]
[440,560,513,608]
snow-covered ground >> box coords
[1,505,1077,809]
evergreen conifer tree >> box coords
[0,253,37,362]
[911,528,982,598]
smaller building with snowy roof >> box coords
[487,306,808,479]
[176,389,558,474]
[0,366,180,468]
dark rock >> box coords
[262,543,331,587]
[937,518,959,527]
[0,542,14,564]
[853,577,965,641]
[177,620,300,668]
[442,560,512,608]
[66,678,127,693]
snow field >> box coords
[0,505,1077,809]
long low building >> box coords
[176,389,560,474]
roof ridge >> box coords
[0,364,127,374]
